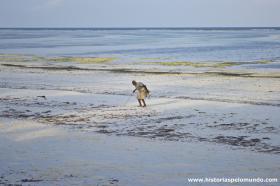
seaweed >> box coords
[142,61,239,68]
[0,54,116,64]
[142,60,273,68]
[50,57,116,64]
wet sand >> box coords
[1,120,280,186]
[0,59,280,185]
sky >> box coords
[0,0,279,27]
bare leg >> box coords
[142,99,146,107]
[138,99,142,107]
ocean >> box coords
[0,27,280,66]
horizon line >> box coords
[0,26,280,29]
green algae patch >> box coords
[30,55,48,61]
[0,54,48,63]
[212,62,240,68]
[0,54,116,64]
[140,57,173,61]
[142,61,240,68]
[256,60,272,64]
[50,57,116,64]
[0,54,29,62]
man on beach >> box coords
[132,80,150,107]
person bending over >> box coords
[132,80,150,107]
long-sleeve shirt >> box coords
[134,82,145,91]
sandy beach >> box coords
[0,54,279,185]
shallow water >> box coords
[0,28,280,66]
